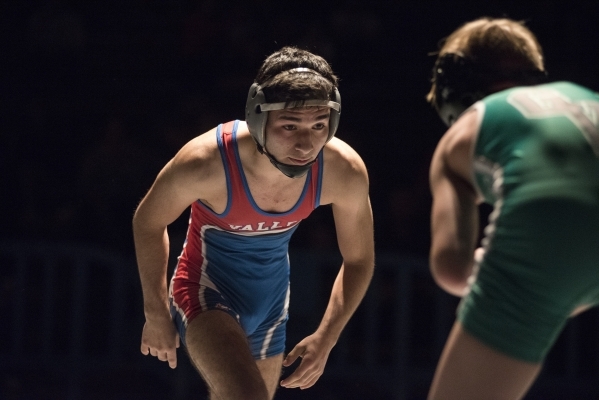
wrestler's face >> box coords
[264,107,330,166]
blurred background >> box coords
[2,1,599,399]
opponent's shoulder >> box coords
[431,107,480,185]
[440,107,480,156]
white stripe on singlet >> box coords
[260,281,290,359]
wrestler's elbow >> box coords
[429,250,471,297]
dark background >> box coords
[2,1,599,399]
[3,0,599,255]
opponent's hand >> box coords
[280,332,334,390]
[140,316,180,369]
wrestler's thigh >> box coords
[256,353,284,400]
[428,322,542,400]
[185,310,268,400]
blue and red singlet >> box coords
[169,120,323,359]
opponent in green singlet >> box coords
[425,18,599,400]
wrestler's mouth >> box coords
[288,157,312,165]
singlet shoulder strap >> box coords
[216,120,239,157]
[221,120,236,135]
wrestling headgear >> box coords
[433,53,547,126]
[245,67,341,178]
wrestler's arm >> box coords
[429,110,480,297]
[281,139,375,389]
[132,128,219,368]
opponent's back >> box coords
[472,81,599,209]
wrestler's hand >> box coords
[280,332,334,389]
[140,314,180,369]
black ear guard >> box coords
[244,70,341,178]
[245,82,341,149]
[433,53,547,126]
[433,53,488,127]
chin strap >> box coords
[255,142,317,178]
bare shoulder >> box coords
[432,107,481,184]
[441,107,480,156]
[323,137,368,176]
[173,127,219,165]
[169,127,222,180]
[152,126,227,206]
[134,126,225,226]
[320,137,369,205]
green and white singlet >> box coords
[458,81,599,363]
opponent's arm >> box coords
[281,143,375,389]
[429,110,480,297]
[133,132,217,368]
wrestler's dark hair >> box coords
[244,46,342,178]
[255,46,339,103]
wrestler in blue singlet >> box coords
[169,120,323,359]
